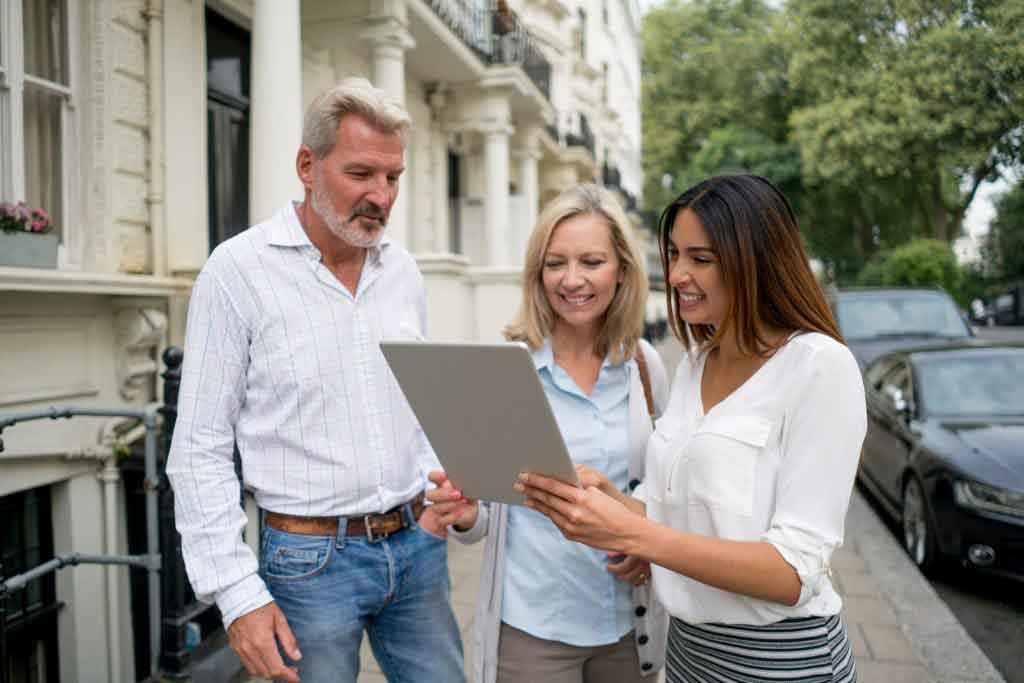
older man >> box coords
[167,78,464,683]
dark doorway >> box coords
[448,151,461,254]
[206,8,251,250]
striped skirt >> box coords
[666,614,856,683]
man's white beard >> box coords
[311,171,384,249]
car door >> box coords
[872,361,917,505]
[862,356,900,492]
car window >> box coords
[835,292,970,341]
[917,353,1024,416]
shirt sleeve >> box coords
[448,500,492,544]
[761,341,867,607]
[165,264,273,629]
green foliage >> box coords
[858,239,966,303]
[641,0,1024,276]
[989,181,1024,282]
[786,0,1024,242]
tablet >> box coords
[380,340,580,505]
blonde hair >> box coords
[505,184,648,364]
[302,77,412,158]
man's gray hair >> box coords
[302,77,412,159]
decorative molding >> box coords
[0,268,193,296]
[113,306,168,400]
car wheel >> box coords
[902,477,938,574]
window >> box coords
[574,9,587,59]
[0,0,78,265]
[1,486,61,683]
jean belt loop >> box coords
[404,500,417,528]
[335,515,348,549]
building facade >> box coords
[0,0,644,680]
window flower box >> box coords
[0,202,58,269]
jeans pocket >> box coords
[415,523,448,543]
[261,529,334,582]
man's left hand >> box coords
[417,505,449,540]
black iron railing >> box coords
[566,113,596,156]
[602,162,622,190]
[426,0,552,101]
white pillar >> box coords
[518,148,540,231]
[365,2,415,248]
[484,126,512,266]
[429,87,450,253]
[250,0,303,224]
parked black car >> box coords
[860,342,1024,581]
[828,287,974,368]
[993,282,1024,326]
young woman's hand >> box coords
[426,470,480,531]
[515,471,645,555]
[574,463,615,496]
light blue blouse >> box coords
[500,341,634,646]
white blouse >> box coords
[636,332,866,625]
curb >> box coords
[847,489,1006,682]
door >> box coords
[206,9,251,250]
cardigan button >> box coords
[628,478,641,491]
[638,634,649,645]
[642,662,653,671]
[635,605,646,617]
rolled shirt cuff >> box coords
[216,573,275,630]
[448,503,488,544]
[762,525,836,608]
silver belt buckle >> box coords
[364,514,389,543]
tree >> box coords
[641,0,791,212]
[786,0,1024,242]
[989,180,1024,282]
[858,238,965,302]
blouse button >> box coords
[642,662,653,671]
[635,605,646,617]
[628,478,641,491]
[638,634,649,645]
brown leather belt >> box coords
[264,494,424,543]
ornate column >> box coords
[483,123,513,267]
[364,0,415,248]
[250,0,303,224]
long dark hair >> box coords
[658,174,843,355]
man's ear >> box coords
[296,145,316,191]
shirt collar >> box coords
[266,201,393,263]
[532,339,618,371]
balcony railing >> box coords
[602,162,622,190]
[565,113,595,156]
[427,0,552,101]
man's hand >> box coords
[227,602,302,682]
[426,470,480,532]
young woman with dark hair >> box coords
[518,174,866,682]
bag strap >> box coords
[635,344,656,422]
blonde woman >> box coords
[428,184,669,683]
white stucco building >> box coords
[0,1,644,680]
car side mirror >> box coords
[883,385,910,416]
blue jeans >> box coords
[259,509,465,683]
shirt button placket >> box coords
[355,306,385,506]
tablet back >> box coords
[380,340,579,505]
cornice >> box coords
[0,268,193,296]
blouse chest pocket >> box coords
[678,415,774,518]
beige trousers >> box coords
[496,622,644,683]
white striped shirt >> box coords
[166,202,439,628]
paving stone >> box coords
[862,625,921,663]
[836,568,881,597]
[842,595,899,626]
[856,660,934,683]
[847,622,870,660]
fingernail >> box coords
[518,472,527,482]
[513,483,524,492]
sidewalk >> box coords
[352,488,1004,682]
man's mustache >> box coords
[348,202,387,225]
